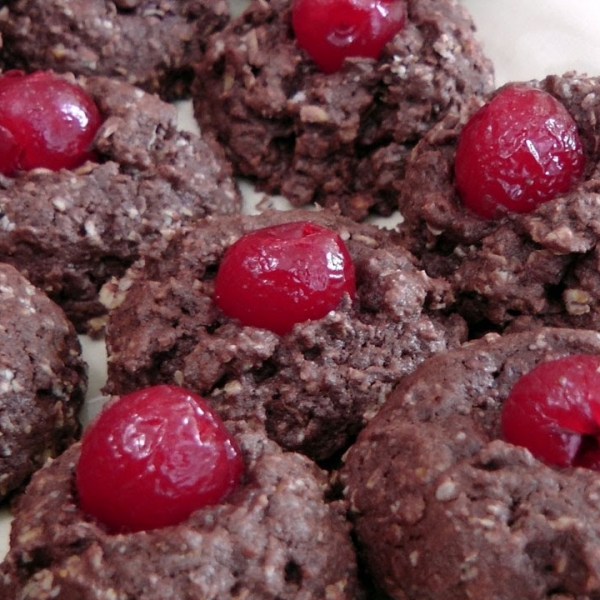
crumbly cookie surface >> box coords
[0,421,359,599]
[0,74,241,335]
[341,327,600,599]
[102,209,466,461]
[0,0,230,99]
[193,0,494,220]
[0,263,86,503]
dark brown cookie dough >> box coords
[192,0,494,221]
[0,0,230,99]
[0,74,241,336]
[397,72,600,334]
[0,263,86,503]
[341,327,600,600]
[0,420,359,599]
[101,208,466,461]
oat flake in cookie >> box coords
[397,72,600,334]
[0,0,230,99]
[341,327,600,600]
[101,209,466,461]
[0,263,86,503]
[0,74,241,336]
[0,421,359,599]
[193,0,494,221]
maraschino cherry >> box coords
[0,70,102,176]
[76,385,244,533]
[291,0,406,73]
[454,85,585,219]
[213,221,356,335]
[502,354,600,470]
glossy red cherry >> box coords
[76,385,244,533]
[291,0,406,73]
[214,221,356,335]
[501,355,600,470]
[454,85,584,219]
[0,70,102,176]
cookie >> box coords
[0,74,241,336]
[397,72,600,334]
[0,420,359,599]
[101,208,466,461]
[193,0,494,220]
[341,327,600,599]
[0,0,230,99]
[0,262,86,503]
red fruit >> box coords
[454,85,584,219]
[291,0,406,74]
[0,70,102,176]
[76,385,244,533]
[501,355,600,470]
[214,221,356,335]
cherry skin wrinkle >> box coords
[454,85,584,219]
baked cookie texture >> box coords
[341,327,600,600]
[101,208,467,461]
[0,0,230,99]
[0,420,359,599]
[0,74,241,336]
[192,0,494,221]
[397,72,600,334]
[0,263,87,503]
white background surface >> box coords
[463,0,600,85]
[2,0,600,563]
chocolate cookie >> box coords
[0,420,359,599]
[341,327,600,599]
[397,72,600,334]
[101,208,466,461]
[0,263,86,503]
[0,74,241,336]
[192,0,494,220]
[0,0,230,99]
